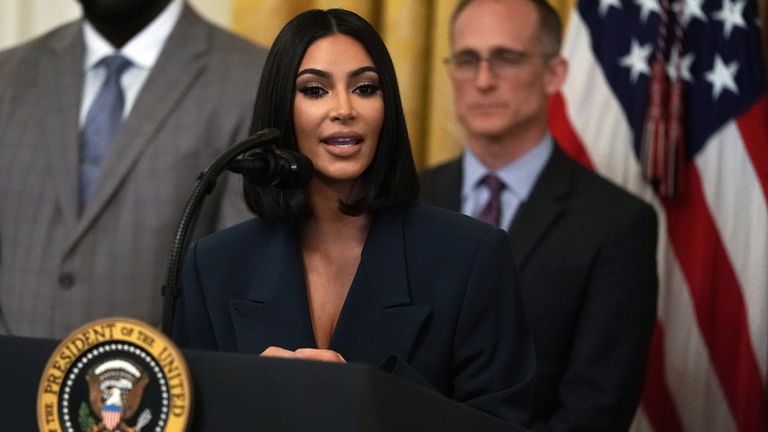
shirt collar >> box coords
[462,133,554,200]
[82,0,184,71]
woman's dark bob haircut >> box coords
[243,8,419,221]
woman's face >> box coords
[293,33,384,188]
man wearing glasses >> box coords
[420,0,658,430]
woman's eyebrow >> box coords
[296,68,330,79]
[296,66,378,80]
[349,66,378,78]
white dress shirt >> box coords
[78,0,184,125]
[461,133,554,229]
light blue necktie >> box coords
[79,54,132,207]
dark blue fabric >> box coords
[171,204,535,426]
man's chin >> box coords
[463,121,510,140]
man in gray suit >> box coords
[0,0,267,338]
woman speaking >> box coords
[171,8,533,425]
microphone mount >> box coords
[161,128,282,335]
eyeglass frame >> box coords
[443,47,555,80]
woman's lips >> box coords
[321,134,363,156]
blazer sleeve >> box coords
[536,203,658,431]
[171,241,219,350]
[452,227,536,425]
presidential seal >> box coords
[37,317,192,432]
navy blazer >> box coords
[172,204,535,425]
[421,146,658,431]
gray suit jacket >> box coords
[0,5,267,338]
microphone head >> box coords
[271,149,314,189]
[236,147,314,189]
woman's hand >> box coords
[260,346,346,363]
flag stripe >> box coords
[548,93,594,169]
[660,245,736,432]
[631,408,656,432]
[663,165,767,432]
[696,122,768,381]
[736,95,768,204]
[640,323,684,432]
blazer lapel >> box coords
[229,223,316,354]
[331,207,431,364]
[508,145,572,268]
[42,22,85,231]
[69,6,210,251]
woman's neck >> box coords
[302,179,371,249]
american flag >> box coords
[548,0,768,431]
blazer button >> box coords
[58,272,75,289]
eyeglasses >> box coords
[444,47,543,80]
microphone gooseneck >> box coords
[162,128,312,335]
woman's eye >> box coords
[354,83,380,97]
[298,85,328,99]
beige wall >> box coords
[0,0,233,51]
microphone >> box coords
[162,128,309,335]
[228,146,314,189]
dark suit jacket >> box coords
[172,204,535,425]
[420,146,658,431]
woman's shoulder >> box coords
[400,203,509,250]
[392,204,514,291]
[194,216,277,256]
[404,203,501,235]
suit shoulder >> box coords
[195,217,268,255]
[196,20,267,97]
[0,21,79,75]
[567,157,654,215]
[399,205,513,288]
[419,158,462,207]
[420,158,461,184]
[0,22,80,111]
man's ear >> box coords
[544,55,568,95]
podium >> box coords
[0,335,522,431]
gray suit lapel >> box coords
[43,22,84,231]
[508,146,571,268]
[69,6,210,250]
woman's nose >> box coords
[331,92,356,122]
